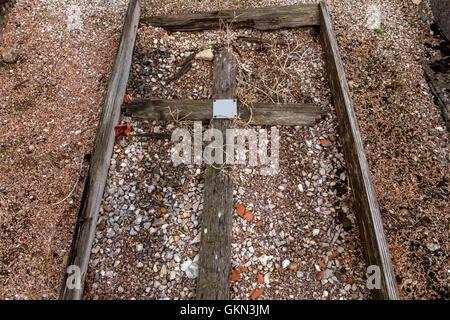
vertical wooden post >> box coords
[196,47,236,299]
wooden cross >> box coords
[123,46,323,299]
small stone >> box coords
[264,273,271,284]
[296,271,304,278]
[426,243,440,252]
[189,233,201,244]
[258,254,272,266]
[136,244,143,251]
[320,139,331,147]
[288,262,298,271]
[181,255,199,279]
[323,269,333,279]
[153,218,165,227]
[1,46,19,64]
[282,259,290,269]
[106,229,115,238]
[195,48,214,61]
[117,286,124,293]
[160,264,167,276]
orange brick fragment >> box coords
[347,278,355,285]
[243,211,253,222]
[318,271,324,279]
[231,270,240,282]
[236,204,245,216]
[317,260,326,269]
[250,288,264,300]
[257,220,263,227]
[241,267,249,273]
[257,274,264,284]
[330,250,339,259]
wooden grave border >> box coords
[60,1,399,300]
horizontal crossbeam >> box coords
[141,4,320,32]
[121,99,324,126]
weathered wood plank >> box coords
[431,0,450,41]
[423,61,450,129]
[319,2,399,300]
[122,99,323,126]
[142,4,319,32]
[59,0,141,300]
[196,47,235,300]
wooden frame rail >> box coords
[60,0,141,300]
[319,2,399,300]
[60,1,399,300]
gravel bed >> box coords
[87,14,369,299]
[229,27,368,299]
[0,0,128,299]
[230,121,369,300]
[85,24,218,300]
[326,0,449,299]
[0,0,447,300]
[85,119,203,300]
[138,0,449,301]
[0,0,15,32]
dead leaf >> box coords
[123,94,131,104]
[114,123,131,143]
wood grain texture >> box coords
[196,47,236,300]
[122,99,323,126]
[423,61,450,129]
[142,4,319,31]
[59,0,141,300]
[319,2,399,300]
[430,0,450,41]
